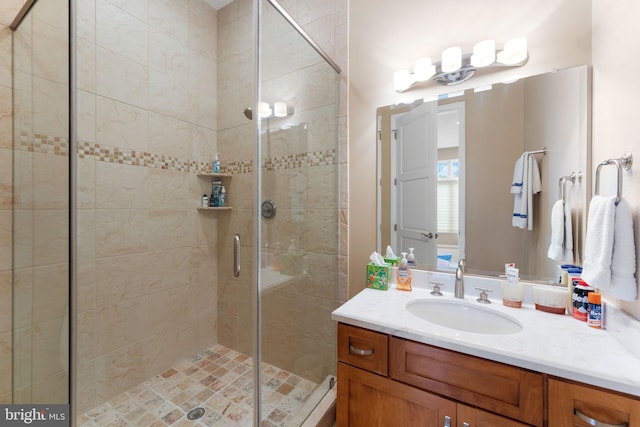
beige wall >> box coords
[349,0,592,297]
[592,0,640,319]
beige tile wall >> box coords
[75,0,220,413]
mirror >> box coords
[377,65,591,282]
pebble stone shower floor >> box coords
[78,344,319,427]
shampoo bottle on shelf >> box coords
[213,153,220,173]
[219,186,225,207]
[396,252,412,291]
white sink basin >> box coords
[406,299,523,335]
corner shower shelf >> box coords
[197,206,232,211]
[197,172,232,211]
[197,173,233,179]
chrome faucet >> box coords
[455,259,466,298]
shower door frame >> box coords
[253,0,342,424]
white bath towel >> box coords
[512,153,541,230]
[582,195,617,290]
[547,200,565,261]
[547,199,574,263]
[610,198,637,301]
[563,201,574,263]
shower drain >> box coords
[187,407,206,420]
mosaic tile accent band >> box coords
[19,132,69,156]
[262,149,337,171]
[16,133,338,174]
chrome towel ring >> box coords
[594,151,633,205]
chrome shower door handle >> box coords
[234,234,241,277]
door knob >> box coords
[421,232,433,239]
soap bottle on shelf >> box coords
[396,252,412,291]
[213,152,220,173]
[407,248,417,266]
[202,194,209,208]
[219,186,225,207]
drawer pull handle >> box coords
[443,415,450,427]
[349,344,374,356]
[575,409,628,427]
[462,423,470,427]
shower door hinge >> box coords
[392,129,398,140]
[377,130,382,141]
[394,224,397,231]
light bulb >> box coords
[259,102,272,118]
[497,37,528,65]
[441,46,462,73]
[414,57,435,81]
[274,101,288,117]
[471,40,496,68]
[394,69,414,92]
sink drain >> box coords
[187,407,205,420]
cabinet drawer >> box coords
[549,378,640,427]
[390,336,543,426]
[338,323,388,376]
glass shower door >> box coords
[258,0,340,424]
[11,0,70,405]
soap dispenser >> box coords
[396,252,412,291]
[407,248,417,266]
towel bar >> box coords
[558,171,582,202]
[594,152,633,205]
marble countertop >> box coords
[331,271,640,397]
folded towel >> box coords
[511,153,525,194]
[548,199,575,263]
[547,200,565,261]
[563,200,574,263]
[610,198,637,301]
[512,153,541,230]
[582,195,617,290]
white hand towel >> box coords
[547,200,565,261]
[563,200,574,263]
[582,195,617,290]
[610,198,637,301]
[511,153,526,194]
[512,153,542,230]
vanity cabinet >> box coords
[337,323,541,427]
[548,378,640,426]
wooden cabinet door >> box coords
[338,362,456,427]
[457,403,530,427]
[549,378,640,427]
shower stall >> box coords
[6,0,342,425]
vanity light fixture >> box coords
[394,37,529,92]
